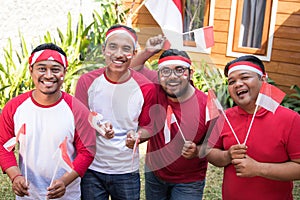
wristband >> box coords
[11,174,22,183]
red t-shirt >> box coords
[210,106,300,200]
[143,74,208,183]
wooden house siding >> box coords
[124,0,300,94]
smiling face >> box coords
[103,33,136,77]
[30,60,65,97]
[227,70,266,113]
[158,64,192,101]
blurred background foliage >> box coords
[0,0,128,108]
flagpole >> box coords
[174,121,186,143]
[23,126,28,185]
[243,104,259,145]
[50,161,59,187]
[50,149,60,187]
[204,81,240,144]
[220,109,241,144]
[131,131,141,171]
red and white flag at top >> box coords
[3,123,26,152]
[194,26,215,49]
[256,82,286,114]
[164,105,177,144]
[205,89,222,124]
[145,0,183,33]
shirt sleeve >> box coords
[71,97,96,177]
[0,101,19,172]
[75,75,90,108]
[138,82,157,135]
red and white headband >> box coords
[29,49,68,68]
[227,61,265,76]
[105,27,137,47]
[158,56,191,69]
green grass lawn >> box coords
[1,151,299,200]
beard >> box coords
[160,74,190,99]
[165,83,189,98]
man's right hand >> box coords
[145,34,167,55]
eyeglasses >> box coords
[159,66,189,77]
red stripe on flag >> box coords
[166,105,176,128]
[59,137,74,170]
[259,82,285,104]
[172,0,182,14]
[205,89,220,124]
[16,123,26,142]
[203,26,215,48]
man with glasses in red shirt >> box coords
[128,45,209,200]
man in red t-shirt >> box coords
[128,37,209,200]
[207,55,300,200]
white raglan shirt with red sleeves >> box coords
[75,68,155,174]
[0,91,95,200]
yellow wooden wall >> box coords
[123,0,300,94]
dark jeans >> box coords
[81,169,140,200]
[145,167,205,200]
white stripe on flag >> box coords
[194,26,215,48]
[3,137,16,152]
[256,93,280,114]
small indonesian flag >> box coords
[164,105,177,144]
[205,89,222,124]
[256,82,286,113]
[53,136,74,172]
[3,124,26,152]
[194,26,215,49]
[88,111,106,136]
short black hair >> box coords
[31,43,66,57]
[224,55,265,77]
[159,49,190,60]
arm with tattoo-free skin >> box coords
[130,35,166,71]
[206,144,247,167]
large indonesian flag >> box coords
[256,82,286,113]
[163,105,177,144]
[145,0,183,33]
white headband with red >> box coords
[105,27,137,47]
[158,56,191,69]
[29,49,68,68]
[227,61,265,76]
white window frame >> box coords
[226,0,278,61]
[181,0,215,54]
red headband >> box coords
[105,27,137,46]
[29,49,68,68]
[227,61,264,76]
[158,56,191,69]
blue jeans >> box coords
[145,168,205,200]
[81,169,140,200]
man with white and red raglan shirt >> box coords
[0,43,96,199]
[128,36,209,199]
[206,55,300,200]
[75,24,156,200]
